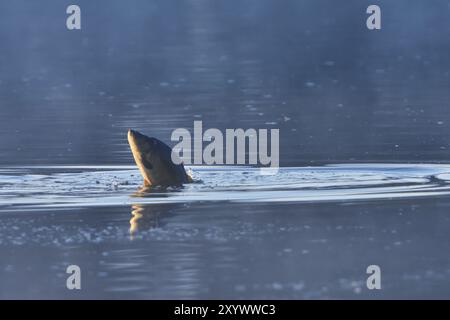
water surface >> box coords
[2,0,450,299]
[1,164,450,299]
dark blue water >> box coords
[1,0,450,299]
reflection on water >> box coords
[130,203,179,237]
[1,196,450,299]
[0,165,450,298]
[130,204,147,236]
[129,186,174,236]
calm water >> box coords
[2,0,450,299]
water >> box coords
[2,0,450,299]
[1,164,450,299]
[3,164,450,209]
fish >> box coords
[127,129,192,187]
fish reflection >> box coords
[130,185,186,238]
[129,202,184,238]
[130,204,162,234]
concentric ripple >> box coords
[1,164,450,210]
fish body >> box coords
[127,129,191,186]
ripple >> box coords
[1,164,450,210]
